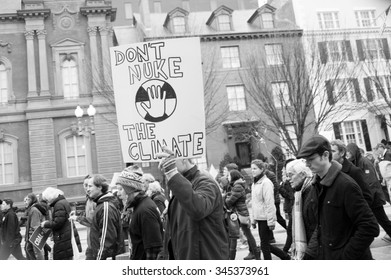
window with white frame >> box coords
[217,14,231,31]
[221,46,240,68]
[338,121,364,145]
[0,63,8,103]
[363,39,386,60]
[172,16,186,33]
[271,82,290,108]
[0,141,14,185]
[261,13,274,28]
[153,1,162,13]
[280,125,297,158]
[327,41,348,62]
[227,85,246,111]
[124,3,133,19]
[355,10,376,27]
[61,57,79,99]
[334,79,356,103]
[265,44,283,65]
[369,76,391,100]
[317,11,340,29]
[65,135,89,177]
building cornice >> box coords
[17,9,50,18]
[304,27,390,37]
[80,6,117,21]
[145,29,303,41]
[0,13,20,22]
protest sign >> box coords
[110,37,206,162]
[29,226,51,251]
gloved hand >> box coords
[157,146,178,179]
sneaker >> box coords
[382,234,391,243]
[243,252,255,260]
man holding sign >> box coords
[158,147,229,260]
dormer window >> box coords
[261,13,274,28]
[206,5,233,32]
[217,14,231,31]
[164,7,189,34]
[248,4,276,29]
[173,16,186,33]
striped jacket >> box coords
[90,192,122,260]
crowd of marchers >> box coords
[0,136,391,260]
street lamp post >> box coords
[74,104,96,135]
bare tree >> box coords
[240,35,363,155]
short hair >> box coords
[3,198,13,208]
[286,159,312,178]
[148,181,163,194]
[42,187,64,203]
[92,174,110,193]
[225,163,239,171]
[330,139,347,157]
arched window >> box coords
[61,58,79,99]
[0,63,8,103]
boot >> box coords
[254,247,261,260]
[243,251,255,260]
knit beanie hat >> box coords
[116,169,144,194]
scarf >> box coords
[292,178,310,260]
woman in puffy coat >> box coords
[41,187,81,260]
[225,170,259,260]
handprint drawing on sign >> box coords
[135,79,177,122]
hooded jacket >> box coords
[346,143,386,208]
[167,165,229,260]
[312,161,379,259]
[1,208,22,248]
[90,192,122,260]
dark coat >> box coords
[90,192,122,260]
[43,195,79,260]
[279,180,295,214]
[312,161,379,260]
[224,178,249,217]
[341,157,374,208]
[0,208,22,248]
[167,166,229,260]
[265,170,280,204]
[347,143,386,207]
[151,193,167,215]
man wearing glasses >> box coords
[297,135,379,259]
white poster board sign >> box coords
[110,37,206,163]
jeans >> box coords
[228,238,237,260]
[257,220,289,260]
[283,212,292,252]
[270,203,287,241]
[240,223,258,256]
[0,243,25,260]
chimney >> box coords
[139,0,151,30]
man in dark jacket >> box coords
[331,140,373,207]
[0,199,25,260]
[297,135,379,259]
[346,142,391,243]
[159,147,229,260]
[88,174,122,260]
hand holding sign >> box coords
[157,146,178,179]
[141,85,167,119]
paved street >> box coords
[15,204,391,260]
